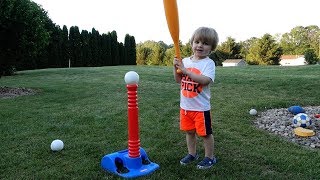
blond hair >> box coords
[190,27,219,51]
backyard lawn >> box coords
[1,65,320,179]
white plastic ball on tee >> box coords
[50,139,64,151]
[124,71,139,84]
[249,109,257,115]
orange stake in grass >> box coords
[163,0,182,74]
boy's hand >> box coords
[173,58,185,74]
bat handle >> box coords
[174,44,182,74]
[176,60,182,74]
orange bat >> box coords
[163,0,182,74]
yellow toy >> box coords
[294,127,315,137]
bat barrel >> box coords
[163,0,182,72]
[163,0,180,45]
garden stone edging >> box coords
[254,106,320,149]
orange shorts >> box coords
[180,109,213,136]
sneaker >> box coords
[196,157,217,169]
[180,154,199,165]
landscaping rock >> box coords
[0,86,36,99]
[254,106,320,149]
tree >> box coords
[279,26,320,56]
[80,30,91,67]
[304,48,319,64]
[239,37,258,60]
[69,26,81,67]
[304,25,320,58]
[118,42,125,65]
[101,33,110,66]
[104,33,112,66]
[124,34,137,65]
[135,41,166,65]
[209,50,226,66]
[46,24,63,68]
[0,0,51,76]
[181,42,192,58]
[247,34,282,65]
[90,28,101,66]
[110,31,119,65]
[150,43,165,65]
[136,43,152,65]
[163,48,175,66]
[218,37,242,59]
[61,25,69,67]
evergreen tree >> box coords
[218,37,242,59]
[129,36,137,65]
[80,30,91,67]
[47,25,63,68]
[90,28,100,66]
[101,33,109,66]
[118,42,125,65]
[247,34,282,65]
[69,26,81,67]
[110,31,119,65]
[61,25,69,67]
[104,33,112,66]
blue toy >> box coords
[101,148,159,178]
[288,106,305,115]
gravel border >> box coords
[254,106,320,149]
[0,86,36,99]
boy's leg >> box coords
[180,109,197,157]
[186,130,197,156]
[202,134,214,159]
[197,134,217,169]
[180,130,198,165]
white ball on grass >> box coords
[50,139,64,151]
[249,109,257,115]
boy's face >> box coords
[191,39,212,60]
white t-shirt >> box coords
[180,56,215,111]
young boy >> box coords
[173,27,218,169]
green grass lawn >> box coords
[1,65,320,179]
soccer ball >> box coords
[292,113,312,128]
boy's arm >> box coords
[182,70,211,85]
[174,58,212,85]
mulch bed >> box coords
[0,86,36,99]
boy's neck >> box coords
[191,55,208,61]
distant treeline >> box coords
[1,0,319,78]
[0,0,136,77]
[136,25,320,66]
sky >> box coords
[31,0,320,45]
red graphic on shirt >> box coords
[181,68,203,98]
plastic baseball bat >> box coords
[163,0,182,74]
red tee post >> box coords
[127,84,140,158]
